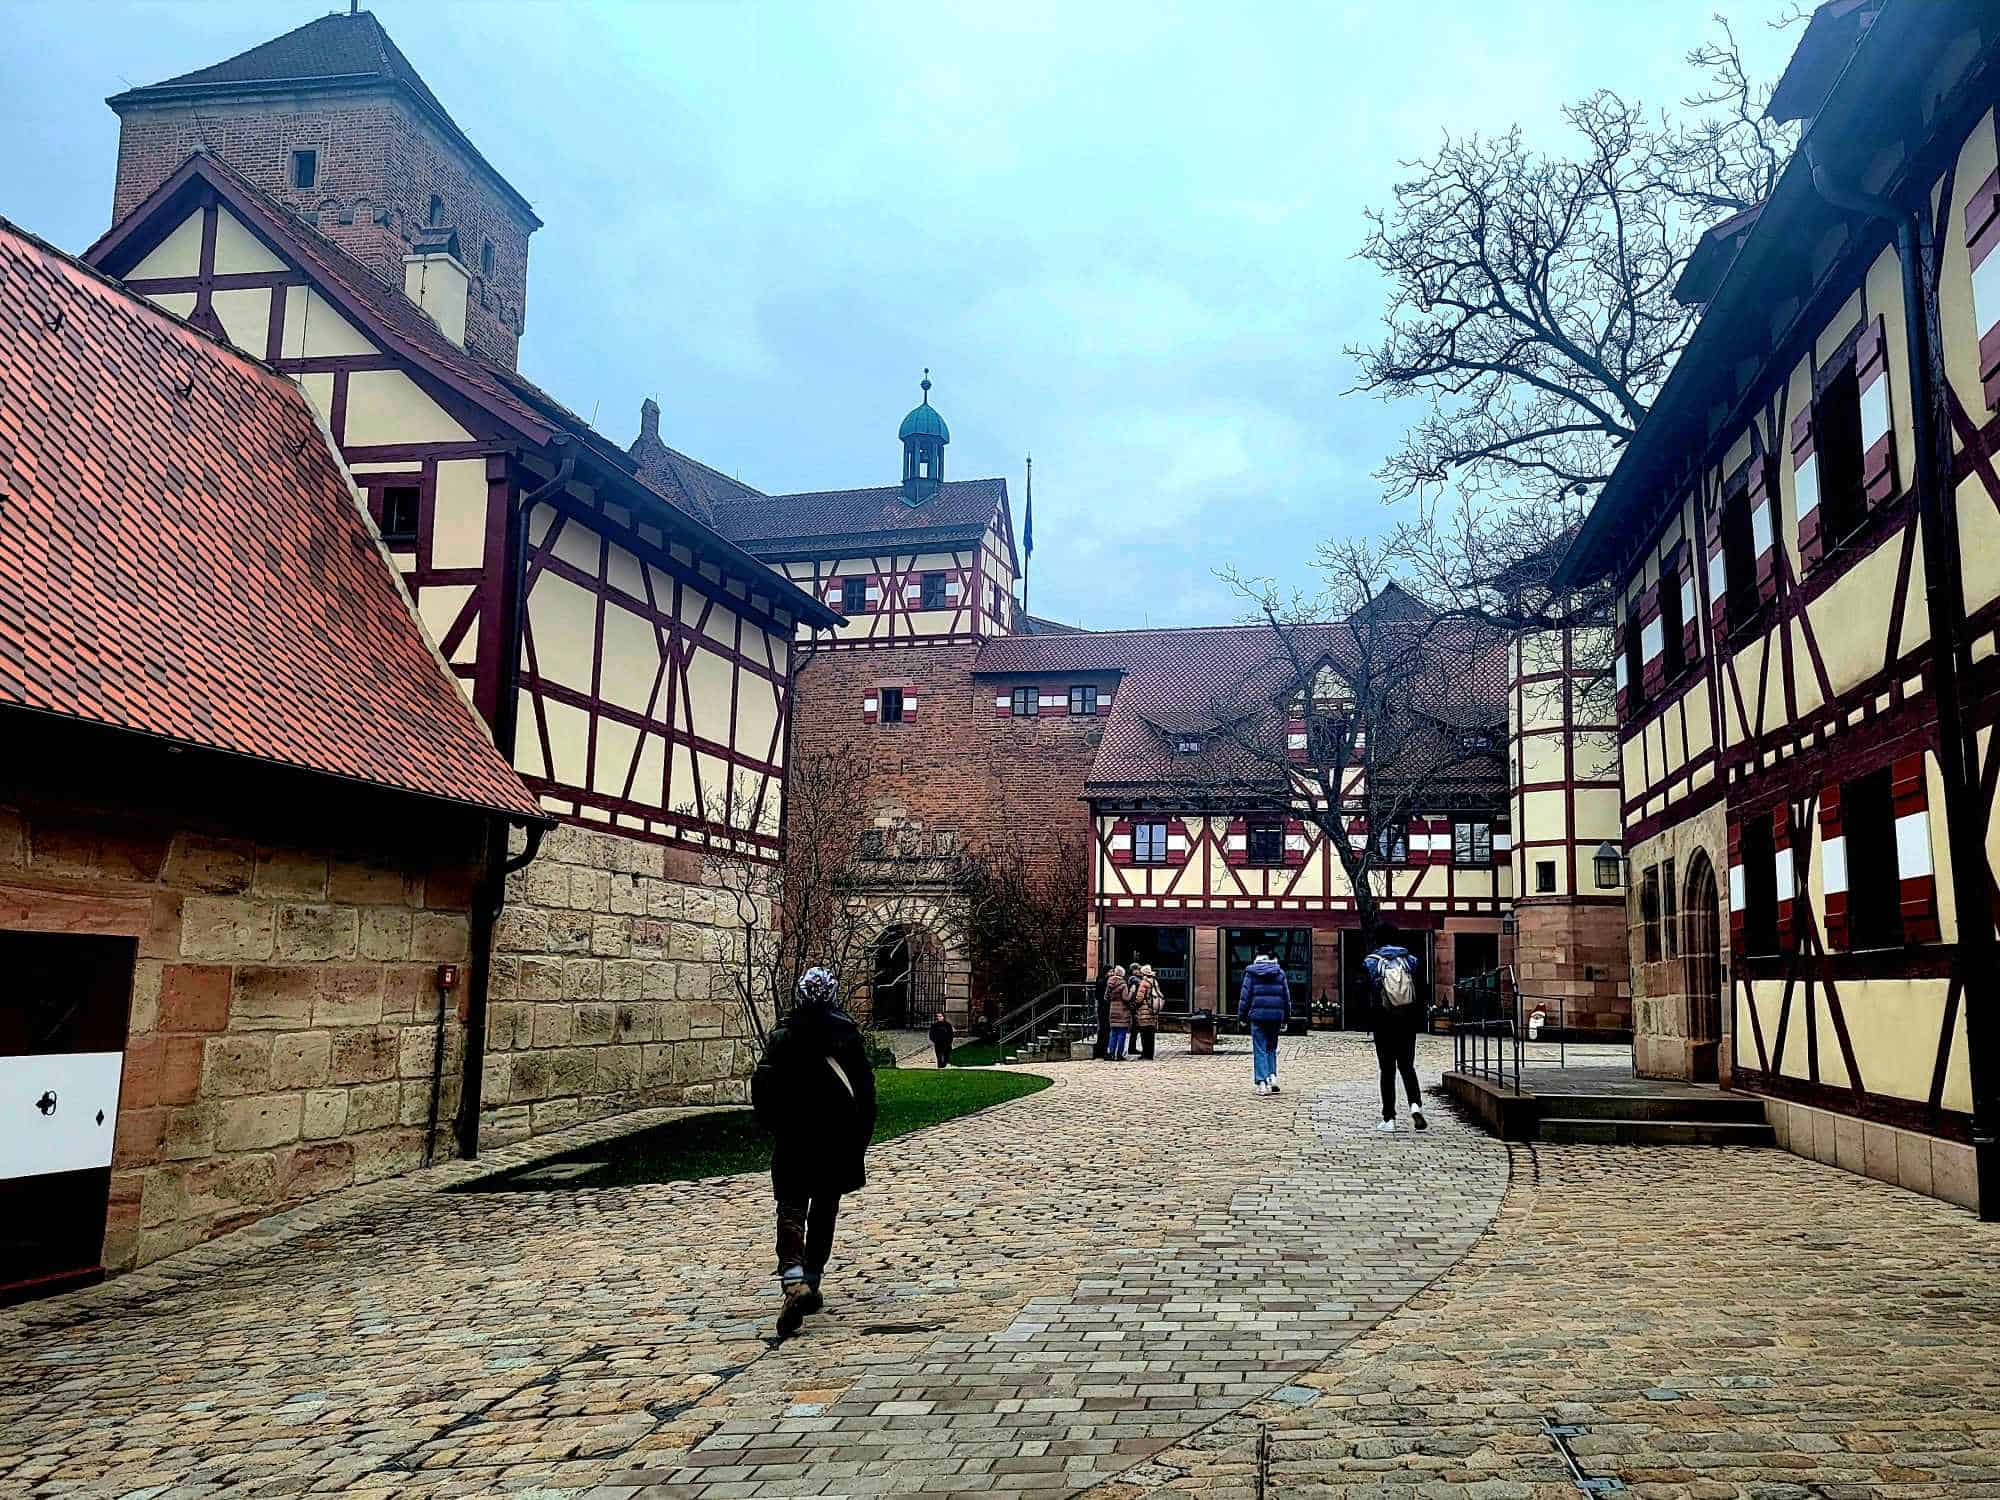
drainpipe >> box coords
[455,439,574,1160]
[1811,146,2000,1217]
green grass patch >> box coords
[946,1040,1006,1068]
[456,1067,1050,1191]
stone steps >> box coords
[1537,1092,1769,1124]
[1538,1116,1777,1147]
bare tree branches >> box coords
[959,825,1090,1014]
[1350,15,1796,534]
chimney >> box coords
[402,228,469,347]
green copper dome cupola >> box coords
[899,370,948,505]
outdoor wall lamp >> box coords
[1594,841,1625,889]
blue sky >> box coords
[1,2,1797,629]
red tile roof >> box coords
[973,616,1508,794]
[0,217,543,820]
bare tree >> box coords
[1155,553,1509,953]
[1351,16,1796,542]
[959,824,1091,1016]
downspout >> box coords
[456,438,575,1160]
[1810,145,2000,1217]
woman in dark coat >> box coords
[751,967,878,1336]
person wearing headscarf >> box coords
[751,966,878,1337]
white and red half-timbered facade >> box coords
[84,14,841,1149]
[1559,0,2000,1214]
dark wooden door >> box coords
[0,931,135,1302]
[1683,855,1723,1083]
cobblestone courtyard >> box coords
[3,1034,1998,1499]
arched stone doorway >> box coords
[1682,852,1723,1082]
[871,924,946,1030]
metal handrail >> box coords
[995,982,1092,1051]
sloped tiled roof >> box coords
[974,616,1509,794]
[0,216,542,820]
[107,10,538,225]
[627,397,766,527]
[716,478,1006,554]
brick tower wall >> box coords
[111,91,532,368]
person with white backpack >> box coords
[1363,943,1427,1132]
[751,967,878,1337]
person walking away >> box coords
[1105,963,1133,1061]
[752,966,878,1337]
[1131,964,1160,1060]
[928,1010,954,1069]
[1364,943,1426,1131]
[1239,953,1290,1095]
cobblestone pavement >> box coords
[1092,1137,2000,1500]
[0,1035,1505,1500]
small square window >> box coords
[921,572,946,609]
[841,577,867,613]
[1453,821,1492,866]
[858,829,886,859]
[1011,687,1036,717]
[879,687,904,724]
[1247,820,1284,866]
[1069,685,1098,716]
[1173,734,1205,754]
[1133,822,1170,863]
[290,149,317,190]
[1535,860,1557,894]
[379,485,420,544]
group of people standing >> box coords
[1098,962,1162,1060]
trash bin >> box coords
[1188,1009,1217,1054]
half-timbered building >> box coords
[1559,0,2000,1213]
[83,12,840,1149]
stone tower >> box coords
[106,8,539,368]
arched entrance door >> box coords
[1682,853,1723,1082]
[872,925,945,1029]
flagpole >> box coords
[1023,453,1032,625]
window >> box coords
[921,572,946,609]
[1844,767,1903,950]
[991,582,1005,620]
[1133,821,1170,864]
[1741,815,1779,955]
[290,149,317,190]
[428,194,444,226]
[379,485,420,544]
[858,829,886,859]
[878,687,904,724]
[480,239,495,279]
[1173,734,1205,754]
[1662,856,1678,959]
[1623,605,1646,706]
[1660,563,1686,682]
[1814,362,1869,550]
[1536,860,1557,894]
[1247,819,1284,867]
[1458,728,1496,751]
[1069,684,1098,716]
[1011,686,1036,717]
[934,830,958,855]
[1720,481,1760,627]
[1640,865,1663,962]
[841,577,867,613]
[1452,821,1492,866]
[1375,821,1408,863]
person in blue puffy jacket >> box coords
[1238,954,1290,1096]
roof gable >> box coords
[0,215,541,819]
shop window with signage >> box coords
[1111,926,1191,1012]
[1224,928,1311,1019]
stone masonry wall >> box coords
[1,786,484,1274]
[1627,800,1729,1081]
[483,822,757,1149]
[1511,900,1631,1035]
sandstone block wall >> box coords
[1626,801,1729,1080]
[1511,900,1632,1035]
[1,788,483,1273]
[483,822,758,1148]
